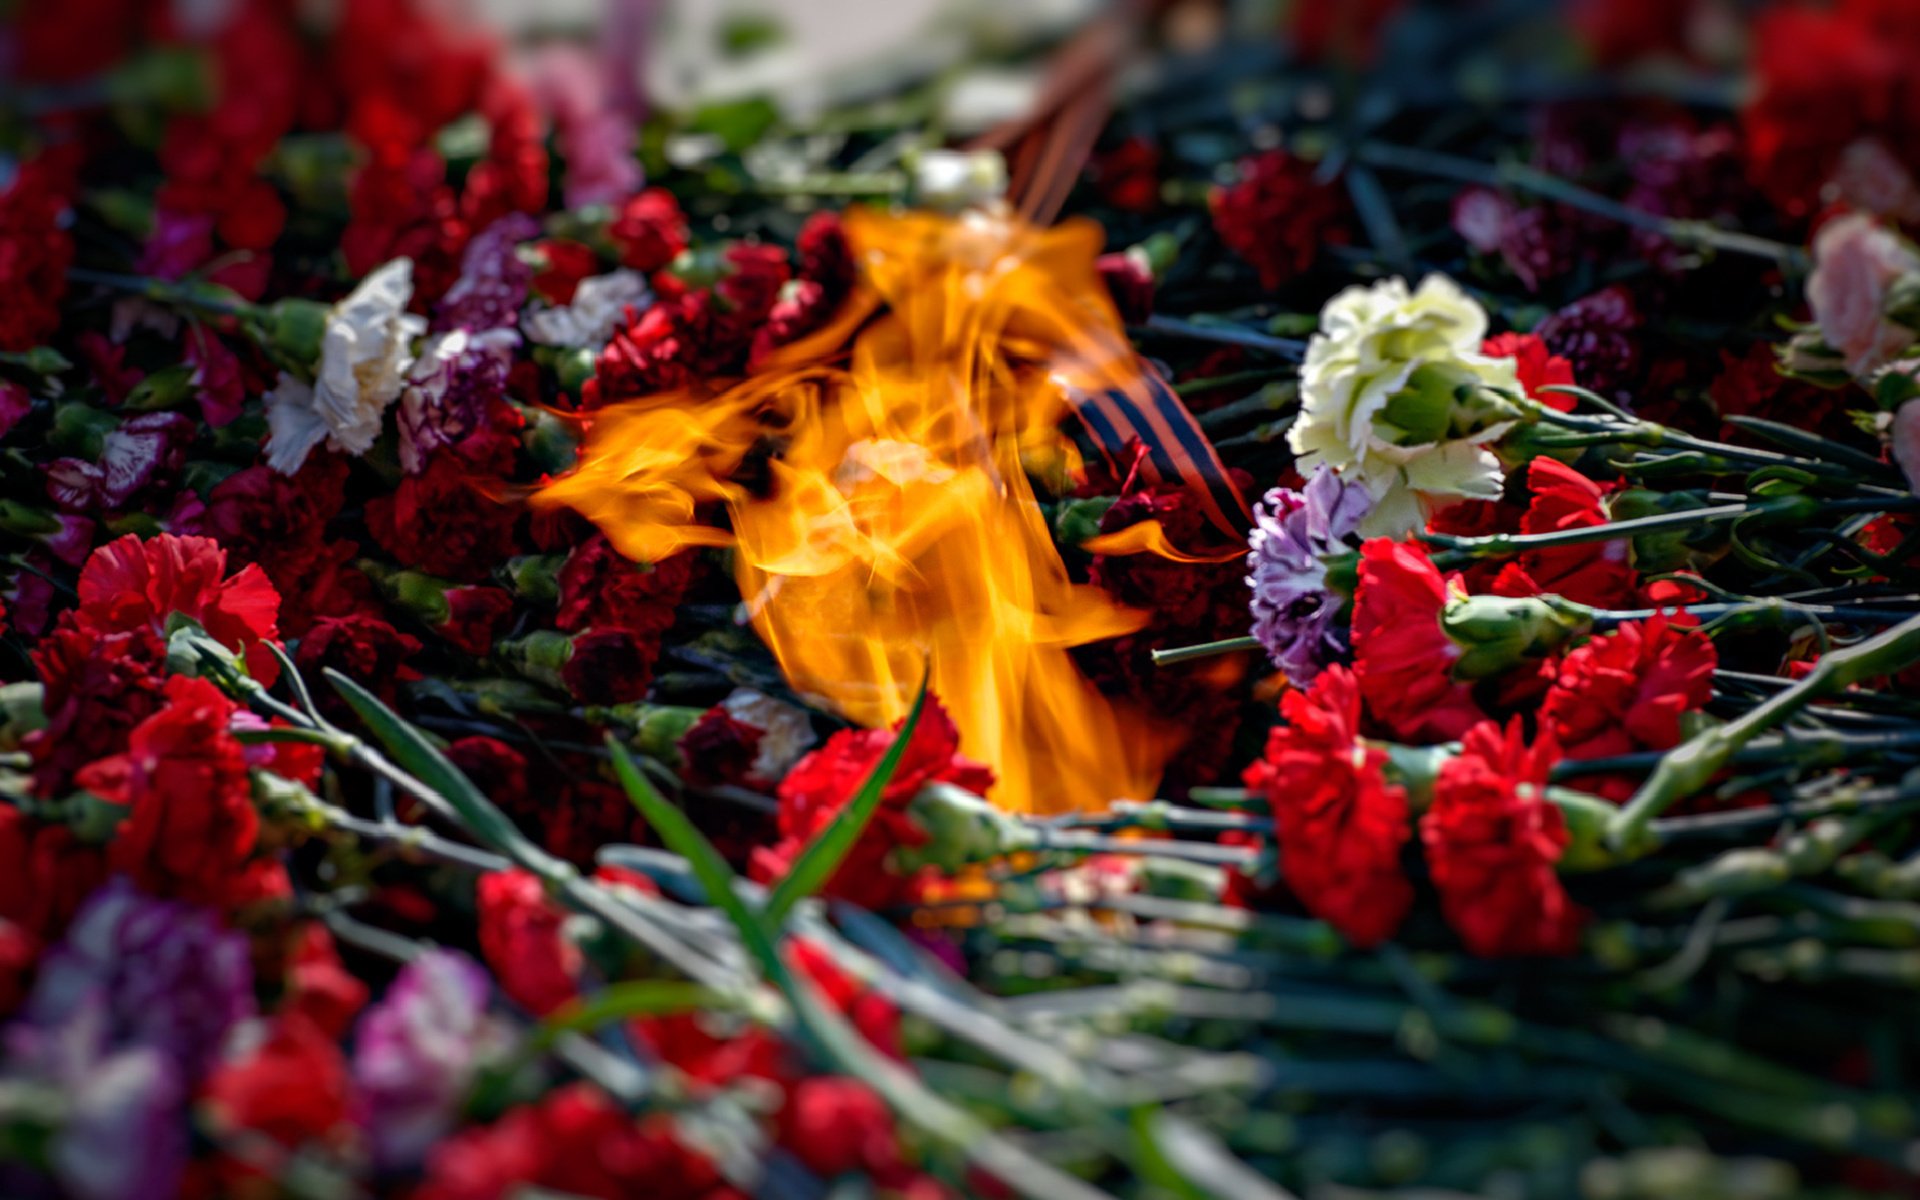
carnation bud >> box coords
[1607,487,1717,573]
[0,346,72,375]
[50,401,119,459]
[362,562,454,625]
[0,682,47,750]
[1052,496,1115,548]
[553,347,597,394]
[497,630,574,690]
[518,404,580,476]
[502,553,566,604]
[1441,592,1593,679]
[262,297,331,367]
[0,499,62,538]
[896,781,1036,871]
[122,363,197,413]
[583,703,705,763]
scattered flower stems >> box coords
[1349,140,1808,267]
[1607,613,1920,855]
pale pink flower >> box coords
[1807,213,1920,378]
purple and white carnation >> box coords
[436,212,540,335]
[1246,464,1373,687]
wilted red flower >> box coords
[1421,719,1583,957]
[367,454,522,582]
[1241,666,1412,947]
[476,869,579,1017]
[1541,615,1716,801]
[1351,539,1483,743]
[610,188,688,273]
[84,675,260,909]
[415,1083,726,1200]
[1509,457,1638,609]
[76,533,280,675]
[202,1013,352,1149]
[1209,149,1350,290]
[749,696,992,910]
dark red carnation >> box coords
[295,615,422,705]
[0,155,75,353]
[1241,666,1412,946]
[439,585,515,655]
[367,455,522,582]
[282,922,370,1040]
[676,707,764,790]
[556,537,694,637]
[1209,149,1350,289]
[1422,719,1583,957]
[0,806,107,942]
[1536,286,1643,400]
[448,737,531,814]
[27,623,170,793]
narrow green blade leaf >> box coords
[604,736,788,983]
[532,981,719,1053]
[324,668,547,870]
[764,671,929,926]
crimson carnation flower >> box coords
[1421,719,1584,957]
[282,922,370,1040]
[82,675,260,909]
[448,736,532,816]
[202,1013,352,1152]
[1351,539,1483,743]
[750,696,993,911]
[0,806,106,943]
[610,188,689,273]
[367,452,523,583]
[0,154,75,353]
[1537,285,1643,400]
[1504,456,1638,609]
[560,627,658,705]
[76,532,280,676]
[1241,665,1412,947]
[415,1083,724,1200]
[556,537,694,636]
[1541,615,1716,801]
[1209,149,1350,290]
[476,869,580,1017]
[295,615,422,706]
[27,622,170,794]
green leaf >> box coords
[604,736,788,984]
[531,981,720,1054]
[323,669,551,871]
[763,671,929,926]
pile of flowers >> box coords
[2,1,1920,1197]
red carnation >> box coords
[283,922,371,1040]
[367,455,522,583]
[750,696,992,910]
[416,1084,726,1200]
[1482,332,1577,410]
[780,1077,909,1183]
[76,533,280,676]
[1351,539,1484,743]
[1241,666,1412,947]
[677,707,765,789]
[85,675,260,908]
[556,537,694,637]
[1422,719,1583,957]
[440,585,515,656]
[477,869,580,1017]
[1541,615,1716,801]
[27,623,170,793]
[796,210,855,300]
[1509,457,1638,609]
[611,188,689,273]
[0,154,75,353]
[295,615,422,705]
[1210,150,1350,290]
[0,807,106,942]
[202,1013,352,1150]
[448,736,531,815]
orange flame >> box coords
[538,207,1185,813]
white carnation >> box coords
[265,258,426,473]
[1289,275,1522,538]
[521,269,651,351]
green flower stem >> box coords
[1423,501,1756,560]
[1607,613,1920,855]
[1351,141,1806,267]
[1150,636,1260,666]
[1132,314,1308,358]
[65,266,252,318]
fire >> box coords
[539,207,1188,813]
